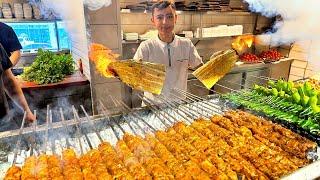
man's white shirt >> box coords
[134,35,202,99]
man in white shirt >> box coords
[134,1,202,100]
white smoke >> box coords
[83,0,112,11]
[30,0,112,19]
[243,0,320,73]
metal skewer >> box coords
[158,94,212,121]
[42,105,50,154]
[137,94,172,128]
[138,94,181,125]
[155,94,201,120]
[162,93,210,118]
[110,96,152,134]
[107,96,141,136]
[155,95,197,122]
[59,108,71,149]
[29,110,37,156]
[12,111,27,166]
[116,99,158,133]
[98,101,121,141]
[155,94,211,122]
[247,74,277,81]
[49,109,56,154]
[80,105,104,143]
[72,106,93,152]
[169,91,221,115]
[173,88,223,111]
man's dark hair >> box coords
[151,1,176,16]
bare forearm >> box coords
[3,69,31,113]
[10,50,21,66]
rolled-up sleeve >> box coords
[188,40,202,69]
[133,41,149,60]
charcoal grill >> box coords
[1,79,320,179]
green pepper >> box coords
[298,86,305,97]
[308,95,318,106]
[260,87,267,95]
[284,94,292,102]
[303,81,313,96]
[276,79,285,91]
[282,81,288,93]
[287,81,294,94]
[292,92,301,104]
[311,104,320,113]
[279,90,285,98]
[272,88,279,97]
[291,88,298,94]
[253,84,260,91]
[317,93,320,105]
[268,80,276,88]
[302,95,310,107]
[265,88,272,96]
[309,90,319,97]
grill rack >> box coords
[1,78,320,179]
[0,88,225,164]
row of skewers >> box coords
[4,107,316,180]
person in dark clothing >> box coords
[0,22,22,66]
[0,43,35,131]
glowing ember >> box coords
[89,43,119,78]
[231,34,255,53]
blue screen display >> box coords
[56,21,71,50]
[6,21,70,53]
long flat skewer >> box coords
[156,95,199,122]
[109,97,148,135]
[12,111,27,166]
[72,106,93,152]
[116,99,157,133]
[42,105,50,154]
[59,108,71,149]
[29,110,37,156]
[167,92,218,116]
[173,88,222,111]
[98,101,121,140]
[137,95,172,128]
[137,94,176,126]
[79,105,104,143]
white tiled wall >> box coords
[288,41,311,81]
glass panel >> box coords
[5,22,58,53]
[56,21,71,50]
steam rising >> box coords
[243,0,320,73]
[28,0,113,46]
[83,0,112,11]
